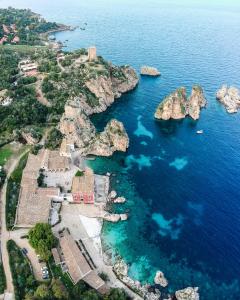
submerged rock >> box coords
[140,66,161,76]
[154,86,206,120]
[154,271,168,287]
[175,287,199,300]
[216,85,240,113]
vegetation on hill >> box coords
[6,152,28,229]
[0,7,63,45]
[0,167,6,188]
[45,128,63,150]
[0,263,6,294]
[29,223,57,261]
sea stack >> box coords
[154,85,206,120]
[140,66,161,76]
[216,85,240,113]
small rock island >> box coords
[216,85,240,113]
[154,85,207,120]
[140,66,161,76]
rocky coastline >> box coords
[154,86,206,121]
[112,258,199,300]
[216,85,240,113]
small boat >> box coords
[196,130,203,134]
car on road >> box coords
[21,248,28,255]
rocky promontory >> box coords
[59,100,129,156]
[175,287,199,300]
[141,66,161,76]
[216,85,240,113]
[74,64,138,115]
[86,119,129,156]
[154,86,206,120]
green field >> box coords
[0,145,13,166]
[0,44,47,54]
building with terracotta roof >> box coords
[72,167,95,204]
[15,149,70,227]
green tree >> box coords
[82,290,100,300]
[51,279,69,299]
[29,223,56,261]
[106,288,128,300]
[34,284,50,299]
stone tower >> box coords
[88,46,97,62]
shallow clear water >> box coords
[2,0,240,298]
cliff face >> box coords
[59,100,129,156]
[78,65,138,115]
[86,120,129,156]
[154,86,206,121]
[57,55,138,157]
[216,85,240,113]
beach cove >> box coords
[1,0,240,299]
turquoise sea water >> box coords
[2,1,240,298]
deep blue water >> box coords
[2,0,240,298]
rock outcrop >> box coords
[59,100,129,156]
[175,287,199,300]
[81,66,138,115]
[86,119,129,156]
[154,86,206,120]
[216,85,240,113]
[141,66,161,76]
[113,259,161,300]
[154,271,168,287]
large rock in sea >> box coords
[154,271,168,287]
[154,86,206,120]
[141,66,161,76]
[216,85,240,113]
[175,287,199,300]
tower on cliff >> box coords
[88,46,97,62]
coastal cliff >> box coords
[154,86,206,120]
[83,65,138,114]
[216,85,240,113]
[59,100,129,156]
